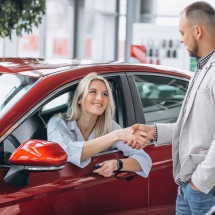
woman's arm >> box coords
[108,143,152,177]
[47,117,147,168]
[81,126,147,161]
[93,158,142,177]
[108,121,152,177]
[93,121,152,178]
[47,116,91,168]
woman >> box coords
[47,73,152,177]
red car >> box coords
[0,58,192,215]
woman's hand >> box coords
[117,125,154,149]
[127,124,155,149]
[118,127,144,144]
[93,160,118,177]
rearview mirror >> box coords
[4,139,67,187]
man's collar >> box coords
[196,49,215,70]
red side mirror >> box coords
[9,139,67,167]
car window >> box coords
[134,75,188,124]
[42,93,70,112]
[0,73,38,119]
[39,83,78,124]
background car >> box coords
[0,58,192,215]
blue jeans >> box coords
[176,182,215,215]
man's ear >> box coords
[194,25,203,39]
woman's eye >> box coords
[103,92,108,97]
[89,90,96,94]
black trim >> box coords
[103,73,136,128]
[126,73,146,124]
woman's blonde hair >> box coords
[65,72,115,137]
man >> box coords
[131,1,215,215]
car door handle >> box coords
[115,172,136,181]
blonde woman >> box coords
[47,73,152,177]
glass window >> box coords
[0,38,3,56]
[85,0,118,61]
[42,93,70,112]
[155,0,215,26]
[40,84,78,122]
[118,0,127,61]
[46,0,74,58]
[0,73,38,118]
[134,74,188,124]
[18,27,40,57]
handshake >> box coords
[124,124,155,149]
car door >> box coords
[80,73,149,215]
[0,72,149,215]
[127,72,189,215]
[56,73,149,215]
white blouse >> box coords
[47,116,152,177]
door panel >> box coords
[0,151,148,215]
[145,145,177,215]
[127,72,189,214]
[87,153,148,214]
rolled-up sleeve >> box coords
[47,116,91,168]
[111,121,152,177]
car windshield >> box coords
[0,73,38,118]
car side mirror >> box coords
[4,139,67,187]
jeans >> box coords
[176,182,215,215]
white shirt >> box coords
[47,116,152,177]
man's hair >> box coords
[182,1,215,28]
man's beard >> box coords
[188,38,199,58]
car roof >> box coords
[0,57,193,78]
[0,58,109,77]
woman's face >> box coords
[80,80,109,117]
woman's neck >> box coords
[77,114,97,141]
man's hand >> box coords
[126,124,155,149]
[190,179,200,191]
